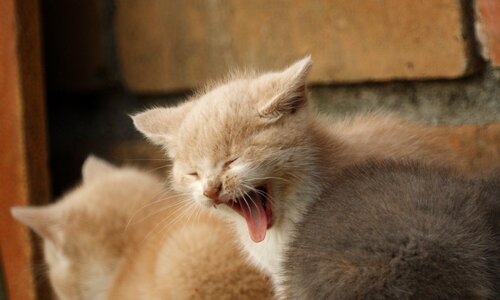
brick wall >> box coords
[45,1,500,193]
[475,0,500,66]
[115,0,476,92]
[43,0,500,92]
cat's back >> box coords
[284,161,499,299]
[108,212,274,300]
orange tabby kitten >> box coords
[11,156,272,299]
[132,56,475,294]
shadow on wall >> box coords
[0,259,6,300]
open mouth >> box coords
[226,184,273,243]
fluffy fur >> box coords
[11,156,272,300]
[283,160,499,299]
[132,57,495,296]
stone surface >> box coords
[475,0,500,66]
[313,68,500,125]
[115,0,475,92]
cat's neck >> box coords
[266,116,344,236]
[236,116,346,278]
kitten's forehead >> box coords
[197,79,257,110]
[185,74,275,118]
[175,80,262,160]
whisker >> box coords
[121,158,171,162]
[245,189,262,219]
[126,198,192,230]
[239,190,253,216]
[125,192,190,229]
[249,176,292,184]
[194,204,203,225]
[242,189,262,219]
[242,183,274,206]
[145,164,173,174]
[142,201,192,241]
[152,202,198,240]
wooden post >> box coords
[0,0,50,299]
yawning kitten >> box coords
[132,57,487,293]
[11,156,272,299]
[283,160,499,299]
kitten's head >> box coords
[11,156,164,300]
[133,57,315,243]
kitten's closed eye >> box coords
[188,172,199,179]
[223,158,239,170]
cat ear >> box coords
[132,104,191,146]
[82,155,116,182]
[11,206,60,244]
[258,56,312,122]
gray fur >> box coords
[283,161,499,299]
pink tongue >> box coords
[241,197,268,243]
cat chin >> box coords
[197,198,215,209]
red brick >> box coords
[475,0,500,66]
[444,123,500,174]
[115,0,475,92]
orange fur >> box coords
[133,57,475,295]
[11,156,273,300]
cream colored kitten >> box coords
[12,156,272,300]
[132,57,466,293]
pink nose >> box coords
[203,184,221,201]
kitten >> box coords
[11,156,272,300]
[132,57,494,293]
[283,160,499,299]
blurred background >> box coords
[1,0,499,299]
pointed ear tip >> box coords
[300,55,312,68]
[82,155,117,177]
[129,110,145,120]
[86,153,97,160]
[288,55,312,75]
[10,206,19,215]
[130,111,149,129]
[86,155,114,165]
[83,154,102,166]
[128,113,137,121]
[10,206,27,220]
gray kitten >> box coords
[284,161,499,299]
